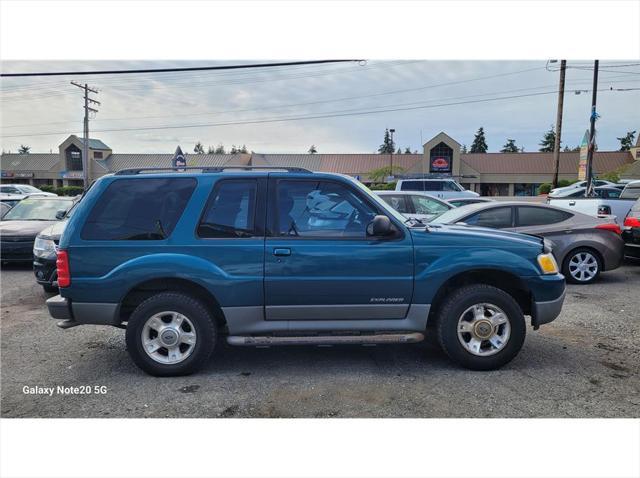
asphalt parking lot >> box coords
[1,261,639,418]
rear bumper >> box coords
[46,295,120,327]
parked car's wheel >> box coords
[42,284,58,293]
[435,284,526,370]
[125,292,216,376]
[562,247,602,285]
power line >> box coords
[0,60,363,78]
[3,86,638,140]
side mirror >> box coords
[367,215,393,236]
[55,210,66,220]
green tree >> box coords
[240,144,248,154]
[538,125,557,152]
[207,145,215,154]
[377,128,395,154]
[396,147,402,154]
[500,139,519,153]
[617,131,636,151]
[470,127,488,153]
[214,144,225,154]
[403,147,412,154]
[308,144,317,154]
[18,144,30,154]
[194,142,205,154]
[368,165,405,183]
[461,144,468,154]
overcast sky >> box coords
[1,60,638,155]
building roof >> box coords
[460,151,633,175]
[97,153,250,172]
[252,153,422,176]
[76,137,111,150]
[620,160,640,179]
[0,153,59,171]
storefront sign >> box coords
[430,156,451,173]
[61,171,84,179]
[1,171,14,178]
[172,146,187,171]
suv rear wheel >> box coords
[125,292,216,376]
[435,284,526,370]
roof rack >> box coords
[114,166,313,175]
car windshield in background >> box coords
[18,185,43,193]
[621,185,640,200]
[1,198,72,221]
[429,206,473,223]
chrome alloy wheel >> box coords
[457,303,511,357]
[141,311,197,364]
[568,251,598,282]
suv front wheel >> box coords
[435,284,526,370]
[125,292,216,376]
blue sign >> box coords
[172,146,186,170]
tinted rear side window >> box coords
[197,180,258,238]
[401,180,443,191]
[81,178,196,240]
[517,206,572,227]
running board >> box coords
[227,332,424,347]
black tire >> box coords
[435,284,526,371]
[42,284,58,293]
[562,247,602,285]
[125,292,216,376]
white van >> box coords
[395,178,480,200]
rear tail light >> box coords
[624,216,640,228]
[56,250,70,288]
[596,223,622,235]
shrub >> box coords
[38,185,57,193]
[557,179,576,188]
[538,183,552,195]
[56,186,85,196]
[368,182,396,190]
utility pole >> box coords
[585,60,599,197]
[551,60,566,188]
[71,82,100,189]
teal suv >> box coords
[47,167,566,376]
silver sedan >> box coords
[430,201,625,284]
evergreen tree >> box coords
[308,145,317,154]
[214,144,225,154]
[18,144,30,154]
[538,126,557,152]
[194,142,205,154]
[461,144,468,154]
[404,147,412,154]
[470,127,488,153]
[207,145,215,154]
[500,139,519,153]
[396,147,402,154]
[240,144,248,154]
[617,131,636,151]
[377,128,395,154]
[230,145,238,154]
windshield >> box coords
[2,198,72,221]
[352,181,407,223]
[17,185,42,193]
[621,185,640,200]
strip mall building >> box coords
[2,132,639,195]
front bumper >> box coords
[1,239,35,261]
[33,255,57,286]
[531,287,566,329]
[46,295,120,328]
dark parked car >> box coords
[431,201,624,284]
[0,196,77,263]
[33,218,71,292]
[622,198,640,259]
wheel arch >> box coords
[119,277,227,331]
[427,268,532,326]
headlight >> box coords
[33,237,57,258]
[537,253,559,275]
